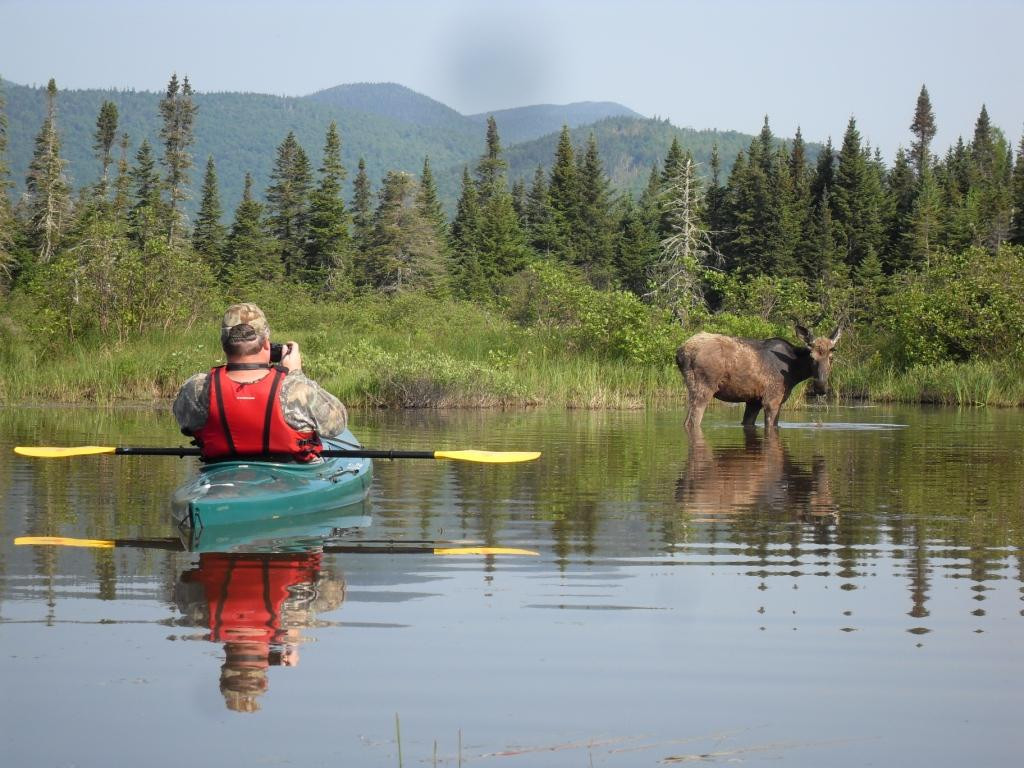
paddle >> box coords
[14,536,539,556]
[13,446,541,463]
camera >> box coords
[270,343,286,363]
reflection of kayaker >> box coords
[175,552,345,713]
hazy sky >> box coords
[3,0,1022,159]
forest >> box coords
[1,75,1023,408]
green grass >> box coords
[4,291,1024,410]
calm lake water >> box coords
[1,403,1022,767]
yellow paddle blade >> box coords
[432,450,541,463]
[433,547,539,556]
[15,536,115,549]
[14,446,117,458]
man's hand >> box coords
[280,341,302,372]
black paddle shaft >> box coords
[114,447,435,460]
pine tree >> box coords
[416,156,448,242]
[575,133,616,286]
[192,155,227,269]
[449,166,488,300]
[159,73,197,244]
[547,125,579,262]
[0,77,16,284]
[910,85,937,181]
[265,131,313,277]
[704,144,728,261]
[129,139,164,245]
[92,100,119,201]
[111,133,132,226]
[472,118,528,282]
[615,194,659,296]
[25,78,71,264]
[365,171,445,294]
[905,165,942,269]
[306,121,351,289]
[967,105,1013,249]
[832,117,884,268]
[226,173,281,285]
[1011,132,1024,245]
[884,147,917,271]
[524,165,559,256]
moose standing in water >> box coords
[676,325,841,430]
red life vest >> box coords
[192,366,322,461]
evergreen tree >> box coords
[159,73,197,244]
[884,147,917,271]
[471,118,528,281]
[111,133,132,226]
[192,155,227,269]
[831,117,884,268]
[25,78,71,264]
[905,165,943,270]
[1011,132,1024,245]
[524,165,559,256]
[547,125,579,261]
[704,144,728,261]
[910,85,937,181]
[129,139,164,245]
[511,178,527,224]
[226,173,280,285]
[809,137,835,210]
[575,133,616,286]
[416,156,448,242]
[615,194,659,296]
[0,77,16,284]
[306,121,351,289]
[365,170,445,294]
[265,131,313,277]
[350,156,373,276]
[92,100,119,201]
[967,105,1013,249]
[449,166,488,300]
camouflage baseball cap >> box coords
[220,303,269,344]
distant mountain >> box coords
[468,102,641,145]
[1,78,807,220]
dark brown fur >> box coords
[676,326,840,430]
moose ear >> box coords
[829,325,842,343]
[795,325,813,345]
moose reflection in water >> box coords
[676,429,837,524]
[175,551,345,713]
[677,325,841,430]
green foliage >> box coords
[881,245,1024,367]
[504,261,683,365]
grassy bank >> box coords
[3,290,1023,410]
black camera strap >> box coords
[225,362,271,371]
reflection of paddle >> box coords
[14,446,541,463]
[14,536,539,556]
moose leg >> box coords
[763,397,783,430]
[684,386,712,430]
[741,400,762,427]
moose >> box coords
[676,325,841,430]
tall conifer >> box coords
[92,101,119,201]
[227,173,281,284]
[548,125,579,261]
[576,133,616,286]
[1010,132,1024,245]
[306,121,351,287]
[416,156,448,242]
[449,166,488,300]
[0,77,15,283]
[910,85,936,181]
[266,131,313,277]
[26,79,71,263]
[192,155,227,270]
[159,73,197,244]
[129,139,163,244]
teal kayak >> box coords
[170,430,373,533]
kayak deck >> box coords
[170,431,373,532]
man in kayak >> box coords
[173,303,347,461]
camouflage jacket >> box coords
[173,369,348,438]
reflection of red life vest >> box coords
[183,553,322,643]
[193,366,321,461]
